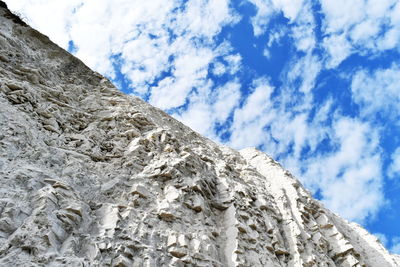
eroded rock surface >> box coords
[0,2,399,266]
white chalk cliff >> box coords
[0,2,399,266]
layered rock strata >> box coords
[0,2,399,266]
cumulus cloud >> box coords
[322,33,352,69]
[228,75,384,223]
[222,0,386,220]
[271,0,304,22]
[226,47,384,222]
[302,118,384,222]
[247,0,306,36]
[212,62,227,77]
[351,64,400,119]
[224,53,242,75]
[285,53,322,95]
[229,77,275,148]
[320,0,400,66]
[247,0,274,37]
[173,81,241,138]
[249,0,400,67]
[149,47,214,109]
[270,102,383,223]
[248,0,316,53]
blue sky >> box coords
[6,0,400,253]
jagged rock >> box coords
[0,2,399,266]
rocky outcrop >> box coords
[0,2,398,266]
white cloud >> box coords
[248,0,315,53]
[388,148,400,179]
[262,48,271,59]
[351,64,400,118]
[149,48,214,109]
[212,62,227,76]
[379,27,400,51]
[213,82,242,123]
[320,0,365,33]
[267,27,287,47]
[173,81,241,138]
[300,118,384,222]
[291,22,315,52]
[322,33,352,68]
[229,72,323,159]
[249,0,400,68]
[225,71,385,223]
[262,27,288,58]
[224,53,242,75]
[247,0,274,37]
[247,0,305,35]
[229,78,275,148]
[227,75,384,223]
[271,0,304,22]
[350,19,380,44]
[320,0,400,66]
[286,53,321,94]
[173,0,240,39]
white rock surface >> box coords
[0,2,399,266]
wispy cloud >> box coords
[229,77,275,148]
[248,0,315,53]
[322,33,352,69]
[301,118,384,222]
[149,47,214,109]
[173,80,241,139]
[351,64,400,119]
[320,0,400,66]
[272,0,304,22]
[227,74,384,223]
[247,0,274,37]
[247,0,307,37]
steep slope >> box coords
[0,2,398,266]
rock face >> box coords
[0,2,399,266]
